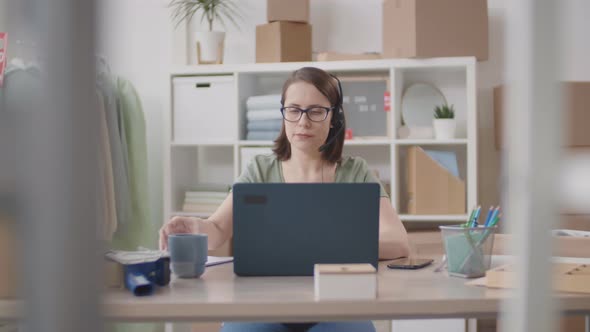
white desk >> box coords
[103,259,589,322]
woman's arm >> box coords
[159,194,234,251]
[378,197,410,260]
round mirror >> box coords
[401,83,447,127]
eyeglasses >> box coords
[280,106,333,122]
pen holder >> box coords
[439,225,497,278]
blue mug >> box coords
[168,234,208,278]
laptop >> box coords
[232,183,380,276]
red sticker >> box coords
[384,91,391,112]
[345,128,353,140]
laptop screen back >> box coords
[233,183,380,276]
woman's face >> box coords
[283,81,334,154]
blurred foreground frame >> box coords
[2,0,103,331]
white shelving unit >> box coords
[163,57,477,224]
[238,139,394,147]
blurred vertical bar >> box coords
[4,0,102,331]
[502,0,561,332]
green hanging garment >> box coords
[110,77,157,250]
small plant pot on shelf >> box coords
[433,119,456,139]
[194,31,225,64]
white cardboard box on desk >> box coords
[314,264,377,301]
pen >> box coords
[486,207,500,227]
[483,206,494,227]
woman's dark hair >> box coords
[272,67,345,163]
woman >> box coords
[159,67,410,332]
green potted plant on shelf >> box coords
[433,104,456,139]
[169,0,241,64]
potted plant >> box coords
[433,104,456,139]
[169,0,241,64]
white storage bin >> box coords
[173,76,237,143]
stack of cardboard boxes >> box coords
[256,0,312,63]
[382,0,489,61]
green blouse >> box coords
[236,154,389,198]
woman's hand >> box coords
[159,216,201,251]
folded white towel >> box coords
[246,94,282,110]
[246,110,283,121]
[246,131,281,141]
[247,119,283,131]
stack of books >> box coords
[182,184,230,215]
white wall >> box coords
[558,0,590,80]
[97,0,171,235]
[96,0,590,235]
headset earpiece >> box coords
[330,73,344,124]
[331,74,344,110]
[319,73,345,153]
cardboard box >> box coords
[563,82,590,147]
[559,214,590,231]
[267,0,309,23]
[493,233,590,257]
[256,22,312,63]
[316,52,382,62]
[494,83,590,149]
[490,316,587,332]
[104,260,124,289]
[191,323,223,332]
[492,86,504,150]
[382,0,488,61]
[406,146,465,214]
[486,262,590,294]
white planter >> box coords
[191,31,225,64]
[433,119,456,139]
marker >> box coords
[470,205,481,227]
[464,207,476,227]
[489,213,502,227]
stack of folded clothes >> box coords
[245,94,282,140]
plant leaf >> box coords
[168,0,242,30]
[219,3,242,29]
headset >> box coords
[318,74,345,153]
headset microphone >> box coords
[318,121,344,152]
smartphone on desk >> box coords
[387,258,434,270]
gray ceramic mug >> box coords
[168,234,208,278]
